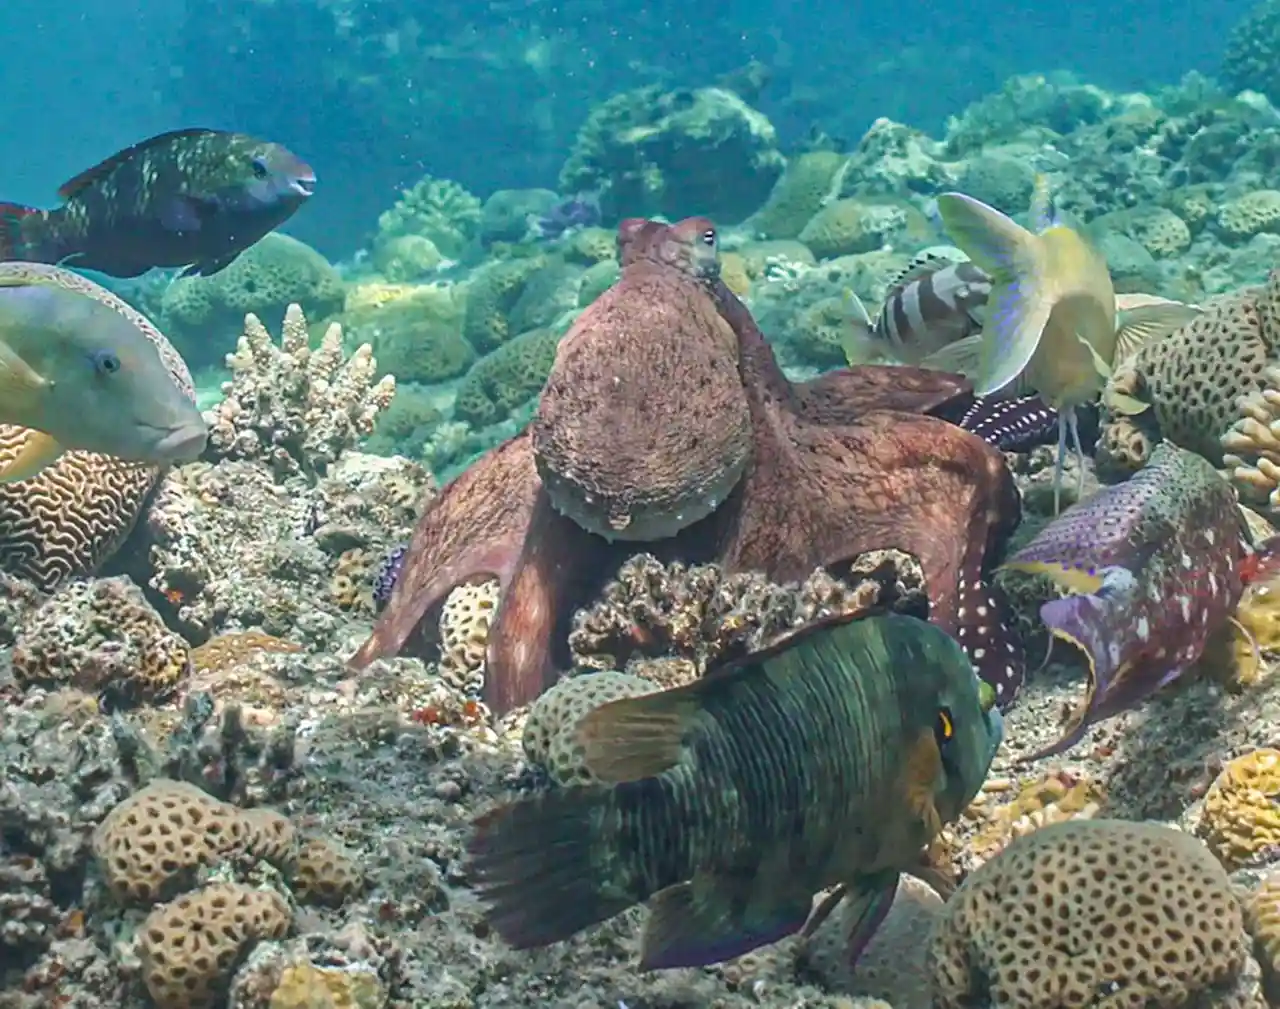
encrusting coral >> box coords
[204,304,396,479]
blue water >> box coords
[0,0,1255,259]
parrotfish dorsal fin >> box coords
[57,128,224,200]
[579,609,888,783]
[1029,173,1055,232]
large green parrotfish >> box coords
[467,611,1003,971]
[1004,442,1250,760]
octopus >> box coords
[350,217,1025,714]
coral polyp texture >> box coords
[205,303,396,478]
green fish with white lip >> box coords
[0,262,206,482]
[468,611,1003,971]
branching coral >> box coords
[204,304,396,479]
[374,175,482,259]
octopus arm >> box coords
[347,434,540,670]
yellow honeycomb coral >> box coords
[929,820,1250,1009]
[269,962,385,1009]
[436,578,500,693]
[1248,872,1280,1004]
[522,671,658,785]
[288,837,364,907]
[1199,748,1280,870]
[1218,190,1280,243]
[190,630,303,677]
[140,882,291,1009]
[969,770,1102,862]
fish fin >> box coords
[841,290,891,366]
[184,249,244,278]
[0,431,63,484]
[0,202,41,261]
[0,339,50,398]
[1105,390,1151,416]
[1028,173,1055,232]
[921,334,984,376]
[1113,303,1201,365]
[1077,333,1113,380]
[898,729,945,837]
[158,195,208,233]
[56,128,223,200]
[577,688,700,783]
[467,789,633,949]
[640,877,811,970]
[834,876,899,968]
[844,287,874,327]
[935,193,1049,396]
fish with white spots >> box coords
[1002,442,1249,758]
[952,572,1024,712]
[956,395,1101,454]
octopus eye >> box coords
[701,228,716,246]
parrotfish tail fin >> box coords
[468,790,634,951]
[957,394,1060,452]
[934,193,1050,396]
[1068,404,1087,505]
[640,874,813,970]
[1049,405,1087,517]
[0,202,45,262]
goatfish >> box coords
[0,128,315,278]
[468,611,1003,970]
[929,184,1198,512]
[0,261,206,480]
[1002,442,1248,760]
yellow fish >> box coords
[0,262,206,482]
[935,180,1123,513]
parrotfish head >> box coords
[208,140,316,222]
[926,630,1005,823]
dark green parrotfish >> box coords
[0,128,315,278]
[467,611,1003,970]
[1003,441,1251,760]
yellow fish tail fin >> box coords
[1029,173,1055,232]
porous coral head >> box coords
[928,819,1248,1009]
[1199,748,1280,870]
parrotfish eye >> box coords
[935,706,955,745]
[700,228,716,247]
[92,350,121,376]
[251,157,269,180]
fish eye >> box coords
[701,228,716,247]
[935,707,955,745]
[251,157,269,179]
[92,350,121,375]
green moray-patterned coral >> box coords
[454,327,561,427]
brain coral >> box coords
[927,819,1251,1009]
[1218,191,1280,244]
[799,198,910,259]
[374,174,482,260]
[461,256,547,354]
[160,233,345,367]
[1198,748,1280,871]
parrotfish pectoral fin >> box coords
[639,877,812,970]
[837,875,900,968]
[0,431,63,484]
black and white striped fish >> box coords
[843,250,991,369]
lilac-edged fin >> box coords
[1004,441,1249,758]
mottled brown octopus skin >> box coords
[350,218,1023,715]
[531,218,751,542]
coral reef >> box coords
[204,304,396,479]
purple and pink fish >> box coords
[1004,441,1261,759]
